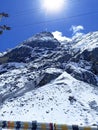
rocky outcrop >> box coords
[72,47,98,75]
[65,64,98,86]
[0,45,32,64]
[38,71,62,87]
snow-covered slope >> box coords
[0,31,98,125]
[72,31,98,52]
[0,71,98,125]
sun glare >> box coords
[43,0,65,13]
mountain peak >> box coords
[23,31,60,49]
[24,31,54,43]
[0,31,60,64]
[34,31,54,38]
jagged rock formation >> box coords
[0,31,98,86]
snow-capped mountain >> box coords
[0,31,98,125]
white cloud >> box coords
[70,25,84,35]
[70,25,85,40]
[52,31,71,42]
[52,26,84,43]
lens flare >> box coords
[43,0,65,13]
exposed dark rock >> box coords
[0,45,32,64]
[72,48,98,75]
[92,63,98,74]
[38,72,61,87]
[89,100,98,111]
[54,52,72,63]
[0,70,7,75]
[68,96,76,103]
[65,64,98,86]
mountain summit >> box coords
[23,31,60,49]
[0,32,60,63]
[0,31,98,125]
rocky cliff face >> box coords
[0,31,98,86]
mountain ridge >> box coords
[0,31,98,125]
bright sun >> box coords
[43,0,65,13]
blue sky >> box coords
[0,0,98,52]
